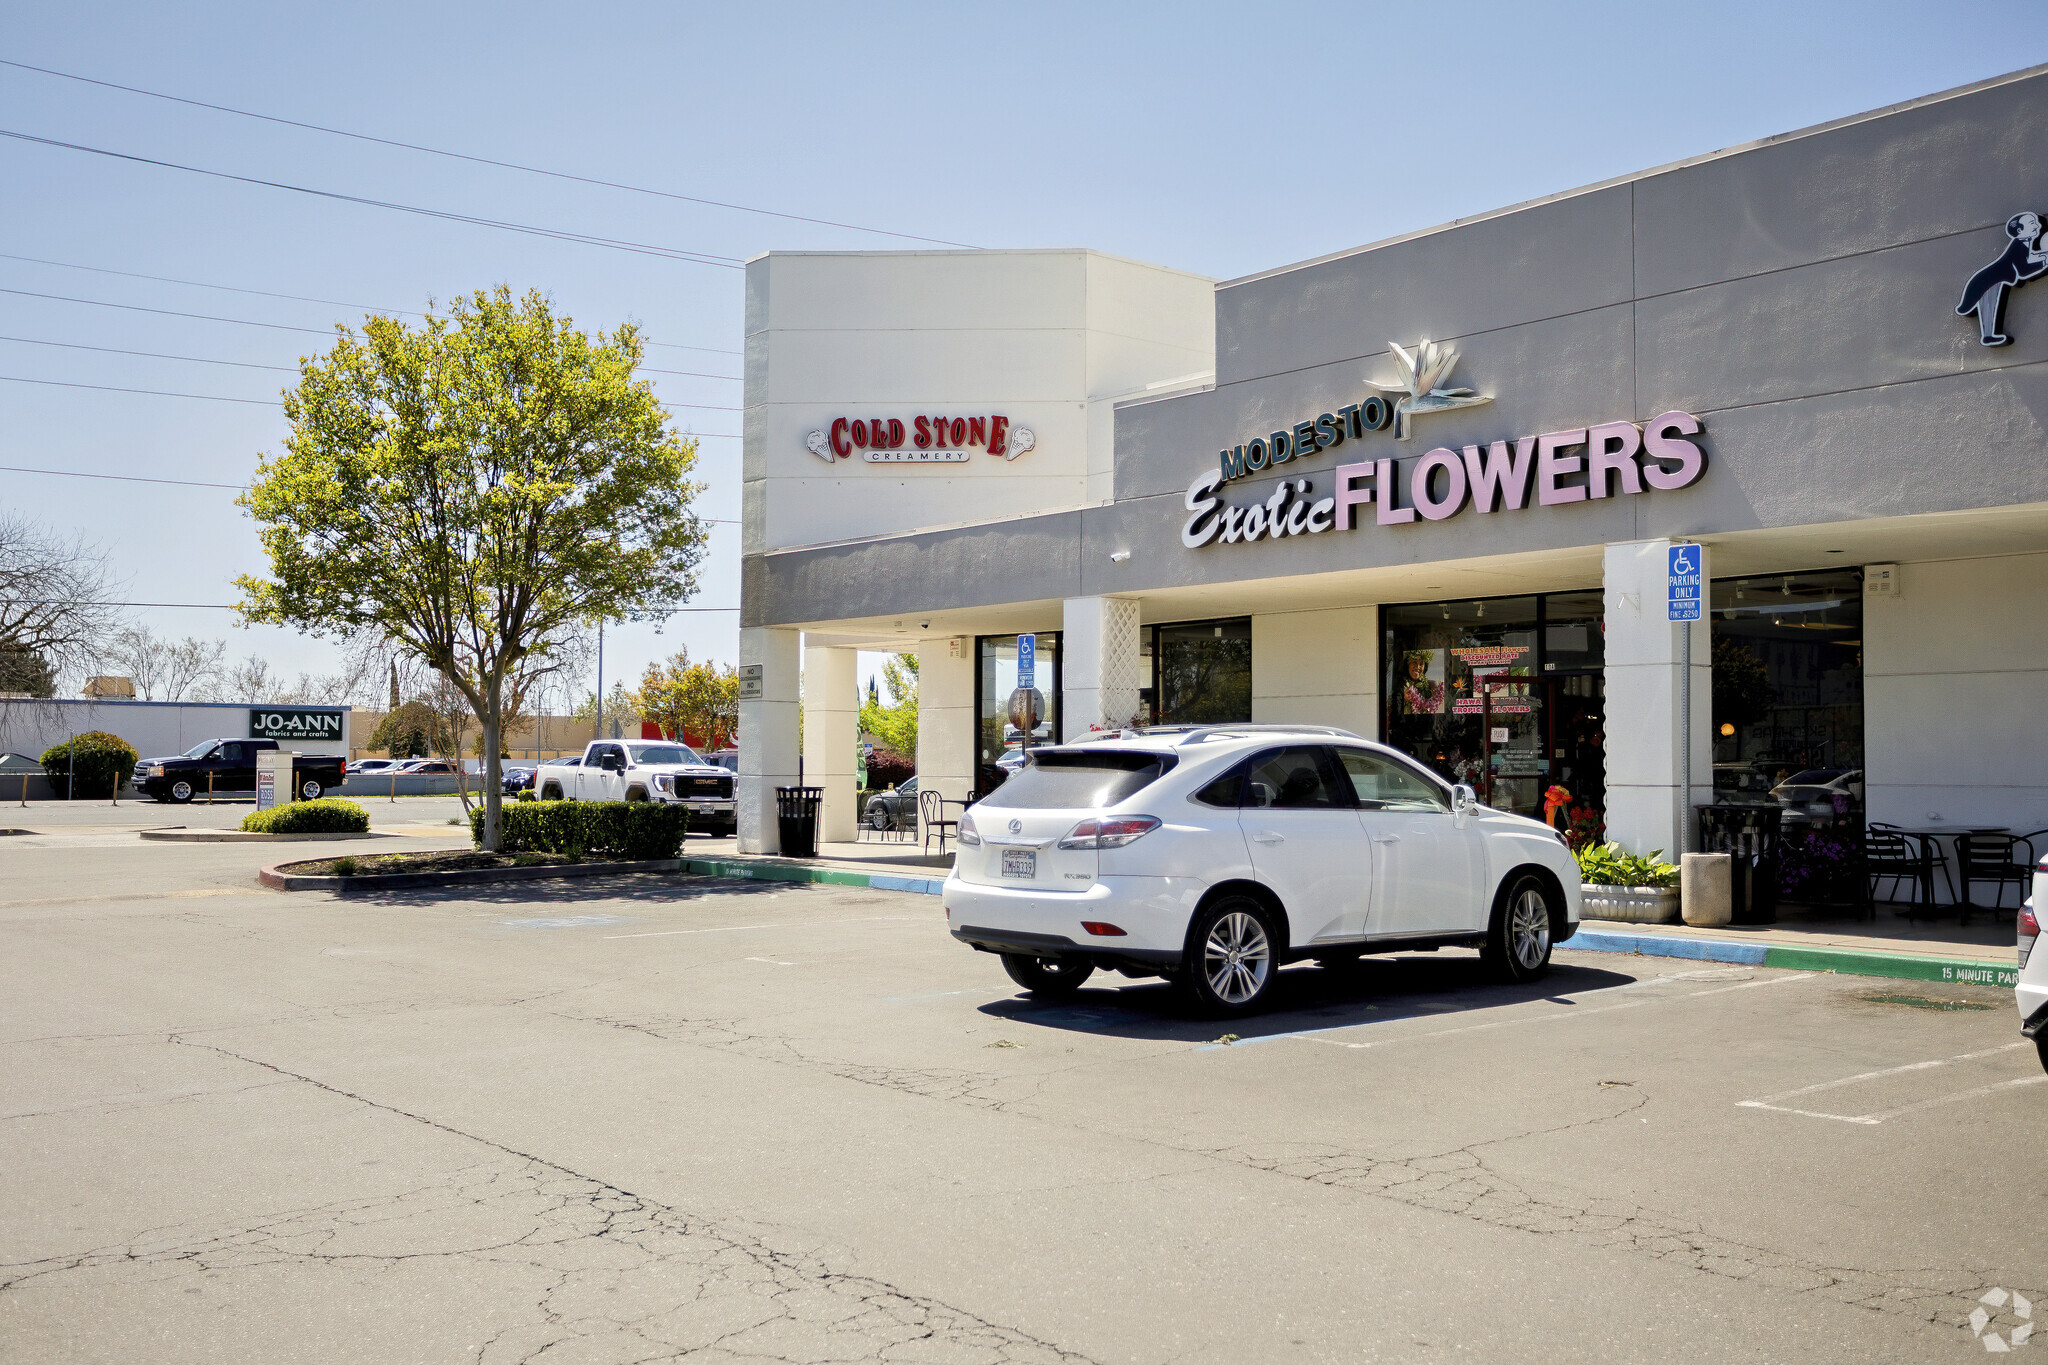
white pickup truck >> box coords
[536,738,736,836]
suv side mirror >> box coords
[1451,784,1477,814]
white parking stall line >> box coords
[1736,1042,2044,1124]
[745,957,796,966]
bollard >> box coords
[390,774,397,803]
[1681,853,1733,927]
[208,771,215,805]
[18,773,26,806]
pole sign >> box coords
[1667,544,1703,622]
[248,707,344,741]
[1016,634,1036,691]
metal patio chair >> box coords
[1865,827,1930,918]
[1955,832,2034,927]
[919,786,957,856]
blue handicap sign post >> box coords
[1017,633,1036,690]
[1667,544,1703,622]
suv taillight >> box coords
[1058,816,1161,850]
[958,812,981,846]
[2021,904,2039,969]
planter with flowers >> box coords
[1575,842,1682,923]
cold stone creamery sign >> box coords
[1180,340,1707,548]
[803,415,1037,465]
[248,707,344,741]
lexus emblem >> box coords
[1008,819,1022,834]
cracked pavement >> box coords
[2,829,2042,1361]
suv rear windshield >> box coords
[975,750,1177,810]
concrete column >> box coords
[1603,540,1712,861]
[737,626,800,854]
[915,638,976,830]
[803,643,858,844]
[1062,596,1144,734]
[1252,607,1380,737]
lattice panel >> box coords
[1098,597,1144,730]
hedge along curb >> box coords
[680,856,946,897]
[260,857,684,893]
[1569,928,2020,990]
[143,829,398,843]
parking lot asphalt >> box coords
[2,837,2041,1363]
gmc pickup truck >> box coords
[537,738,735,835]
[132,739,347,804]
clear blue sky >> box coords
[4,2,2040,707]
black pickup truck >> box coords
[132,739,347,804]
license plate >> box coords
[1001,848,1037,879]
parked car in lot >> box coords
[500,765,536,795]
[132,738,347,804]
[393,759,458,776]
[2020,862,2047,1074]
[349,758,403,777]
[864,777,921,831]
[943,725,1582,1016]
[705,750,738,773]
[535,740,735,835]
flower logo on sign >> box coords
[1366,339,1491,439]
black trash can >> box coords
[775,785,823,858]
[1697,802,1784,924]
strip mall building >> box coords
[736,66,2048,884]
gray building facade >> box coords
[738,65,2048,881]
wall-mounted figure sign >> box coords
[1957,212,2046,346]
[248,707,344,741]
[803,415,1034,465]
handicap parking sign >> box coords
[1667,544,1702,622]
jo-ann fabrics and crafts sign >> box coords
[1181,411,1708,548]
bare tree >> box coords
[104,626,227,701]
[0,513,119,690]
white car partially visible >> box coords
[943,726,1583,1015]
[2019,858,2047,1074]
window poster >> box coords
[1400,649,1447,715]
[1450,644,1533,715]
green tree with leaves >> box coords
[236,287,707,850]
[858,653,918,762]
[637,649,740,750]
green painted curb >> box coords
[1760,944,2019,990]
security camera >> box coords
[1109,550,1132,564]
[919,621,930,630]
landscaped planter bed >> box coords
[260,848,685,892]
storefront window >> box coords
[1709,569,1863,825]
[1152,619,1252,725]
[1383,598,1543,815]
[976,634,1060,794]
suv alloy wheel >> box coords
[1483,873,1555,982]
[1181,895,1279,1015]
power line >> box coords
[0,285,334,335]
[0,263,742,358]
[0,373,275,404]
[0,128,747,269]
[0,370,742,419]
[0,335,295,371]
[6,598,740,611]
[0,463,743,522]
[0,250,416,316]
[0,57,981,250]
[639,365,740,381]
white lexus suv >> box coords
[944,726,1583,1015]
[2019,858,2047,1074]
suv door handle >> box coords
[1372,834,1401,844]
[1251,831,1284,844]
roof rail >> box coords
[1168,724,1364,746]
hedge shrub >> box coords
[469,800,686,860]
[241,798,371,834]
[40,731,138,799]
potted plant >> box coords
[1575,842,1681,923]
